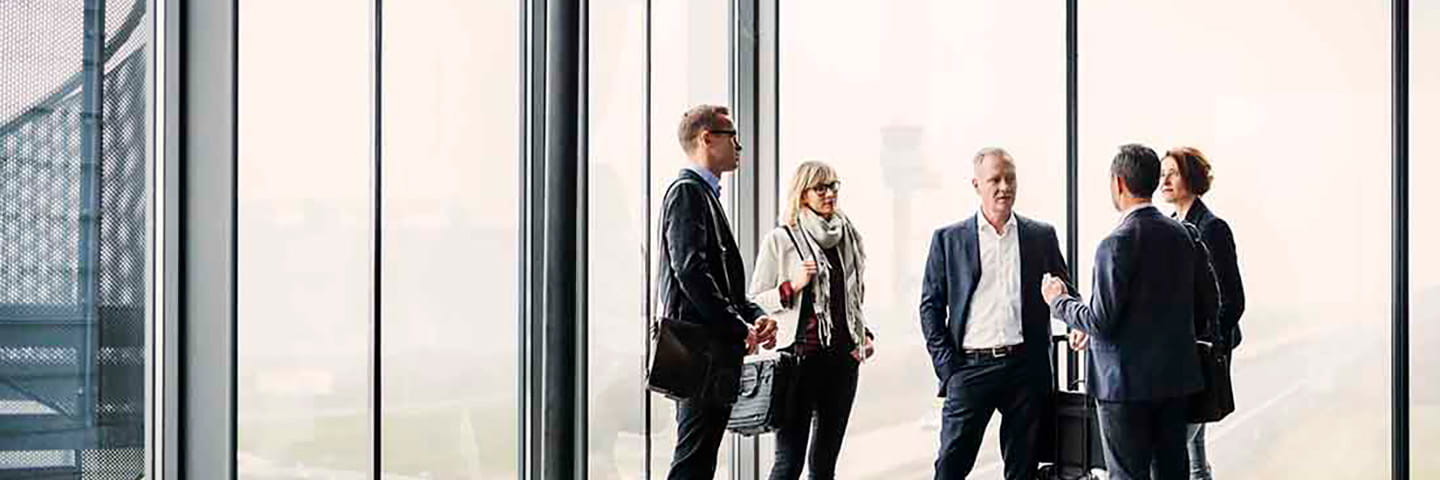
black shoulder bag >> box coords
[1183,221,1236,423]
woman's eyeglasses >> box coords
[810,181,841,194]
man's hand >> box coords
[793,260,819,289]
[752,316,778,350]
[1041,273,1067,304]
[1067,330,1089,351]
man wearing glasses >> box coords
[657,104,777,479]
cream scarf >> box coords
[795,208,867,347]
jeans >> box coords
[1186,423,1213,480]
[668,398,734,480]
[769,349,859,480]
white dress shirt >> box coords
[964,211,1025,349]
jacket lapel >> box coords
[965,215,981,285]
[679,169,737,293]
[1185,197,1211,225]
[1014,216,1042,334]
[1016,214,1035,287]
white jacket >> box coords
[747,225,867,350]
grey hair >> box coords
[973,147,1015,168]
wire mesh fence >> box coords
[0,0,148,476]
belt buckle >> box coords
[992,346,1008,358]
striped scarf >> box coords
[795,208,867,348]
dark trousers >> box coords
[668,398,735,480]
[935,354,1044,480]
[769,350,860,480]
[1094,397,1190,480]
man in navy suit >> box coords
[1042,144,1204,480]
[919,148,1070,480]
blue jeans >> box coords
[1186,423,1213,480]
[668,398,733,480]
[769,349,859,480]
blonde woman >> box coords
[749,161,873,480]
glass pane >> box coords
[773,1,1066,476]
[380,0,520,478]
[0,0,149,475]
[589,0,649,478]
[649,0,735,477]
[1412,2,1440,477]
[1080,1,1390,477]
[237,0,372,476]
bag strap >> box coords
[782,225,815,263]
[1182,220,1222,344]
[659,176,734,302]
[781,226,818,298]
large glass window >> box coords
[380,1,520,477]
[1080,1,1391,477]
[237,0,372,476]
[647,0,735,476]
[0,0,150,476]
[774,1,1067,476]
[1412,2,1439,477]
[589,0,649,478]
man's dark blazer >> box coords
[1182,198,1245,350]
[919,213,1070,396]
[1050,206,1203,402]
[656,169,765,361]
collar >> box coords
[1120,202,1156,222]
[976,210,1017,236]
[1182,197,1208,223]
[684,165,722,198]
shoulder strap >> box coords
[781,225,813,262]
[662,177,733,289]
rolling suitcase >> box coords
[1037,334,1106,480]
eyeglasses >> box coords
[810,181,841,194]
[708,129,743,151]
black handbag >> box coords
[723,226,808,434]
[1187,341,1236,423]
[646,315,711,401]
[647,177,740,403]
[1180,221,1236,423]
[726,352,798,435]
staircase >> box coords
[0,0,149,477]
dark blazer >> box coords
[656,169,765,355]
[919,214,1070,396]
[1182,198,1245,350]
[1050,206,1203,402]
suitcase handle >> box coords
[1051,334,1088,392]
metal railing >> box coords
[0,0,148,475]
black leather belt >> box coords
[963,344,1024,359]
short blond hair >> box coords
[783,161,839,226]
[677,105,731,153]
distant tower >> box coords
[880,125,926,316]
